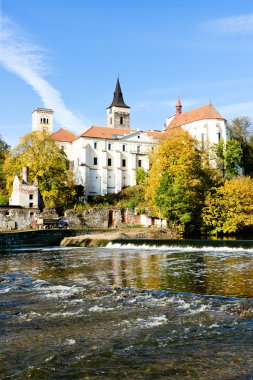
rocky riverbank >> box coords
[60,227,179,247]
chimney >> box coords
[22,167,29,183]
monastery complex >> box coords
[15,79,230,201]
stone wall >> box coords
[0,206,140,231]
[0,207,39,230]
[82,208,135,228]
[0,229,89,249]
[64,209,83,227]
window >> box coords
[120,116,123,125]
[108,158,112,166]
[29,194,33,200]
[108,143,112,150]
[122,159,126,167]
[94,157,98,165]
[217,132,221,142]
[30,212,34,217]
[43,118,46,123]
[40,118,43,123]
[138,160,142,167]
[29,203,33,208]
[94,142,97,149]
[122,144,126,152]
[137,146,140,153]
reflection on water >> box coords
[0,244,253,379]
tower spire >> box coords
[107,78,130,109]
[175,96,182,116]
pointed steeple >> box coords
[107,78,130,109]
[175,96,182,116]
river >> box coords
[0,242,253,379]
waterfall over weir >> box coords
[108,237,253,250]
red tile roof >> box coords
[80,126,137,139]
[146,130,166,139]
[167,104,225,130]
[52,128,77,142]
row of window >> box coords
[93,157,142,167]
[40,118,49,124]
[93,142,142,153]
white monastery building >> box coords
[31,79,229,198]
[166,96,228,147]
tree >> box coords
[228,117,253,176]
[202,176,253,235]
[216,139,243,179]
[4,131,77,212]
[135,167,147,185]
[145,129,214,233]
[0,135,10,202]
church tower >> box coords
[32,108,54,133]
[106,78,130,129]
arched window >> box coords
[120,116,123,125]
[43,118,46,124]
[47,119,49,124]
[40,118,43,123]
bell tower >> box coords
[32,108,54,133]
[106,78,130,129]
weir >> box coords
[110,238,253,249]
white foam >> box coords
[39,285,80,299]
[64,339,76,345]
[89,305,114,312]
[106,242,253,256]
[136,315,167,328]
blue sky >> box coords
[1,0,253,147]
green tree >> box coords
[216,139,242,179]
[146,129,214,233]
[0,135,10,201]
[228,117,253,176]
[202,176,253,235]
[135,167,147,185]
[4,131,77,212]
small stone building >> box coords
[9,167,42,209]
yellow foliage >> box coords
[202,176,253,234]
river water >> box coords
[0,242,253,379]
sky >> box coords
[1,0,253,147]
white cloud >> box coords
[219,101,253,120]
[0,15,85,131]
[204,13,253,35]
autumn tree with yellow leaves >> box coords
[145,129,214,233]
[4,131,79,212]
[202,176,253,235]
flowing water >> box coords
[0,242,253,379]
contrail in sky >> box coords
[0,14,84,131]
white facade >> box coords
[70,130,156,196]
[32,108,54,133]
[166,117,228,147]
[165,103,229,148]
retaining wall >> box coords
[0,229,95,250]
